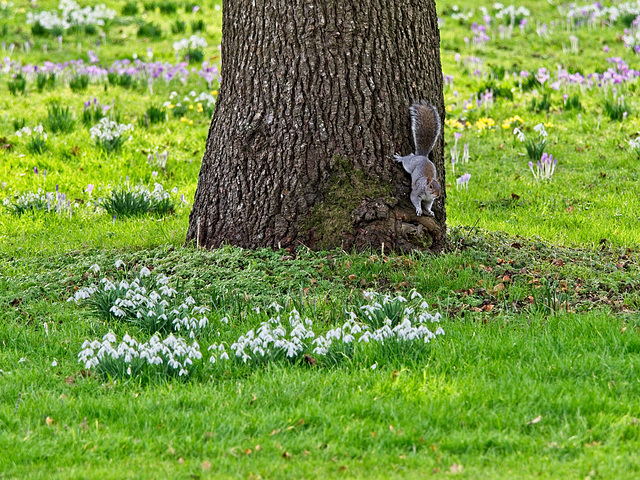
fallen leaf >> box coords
[449,463,463,474]
[527,415,543,425]
[282,451,291,459]
[348,274,357,281]
[202,460,211,470]
[45,416,55,426]
[249,395,257,405]
[244,448,252,455]
[178,458,184,464]
[303,354,316,366]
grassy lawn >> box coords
[1,0,640,478]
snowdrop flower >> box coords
[139,266,151,277]
[513,127,525,142]
[533,123,547,137]
[115,259,126,269]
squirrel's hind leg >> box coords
[394,153,418,174]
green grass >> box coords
[1,0,640,477]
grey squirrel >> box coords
[394,101,442,217]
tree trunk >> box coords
[186,0,446,253]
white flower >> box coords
[51,359,58,367]
[114,259,126,269]
[139,267,151,277]
[533,123,547,137]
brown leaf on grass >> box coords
[81,417,87,431]
[303,354,316,366]
[348,274,357,281]
[449,463,464,474]
[282,451,291,459]
[201,460,211,470]
[65,376,75,385]
[482,304,494,312]
[244,448,252,455]
[526,415,543,425]
[178,458,184,464]
[249,395,257,405]
[269,428,281,436]
[45,416,55,426]
[10,298,22,307]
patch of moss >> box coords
[304,156,391,249]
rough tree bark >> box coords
[186,0,445,253]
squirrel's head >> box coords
[428,179,442,197]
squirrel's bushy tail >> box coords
[409,101,441,157]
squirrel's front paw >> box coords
[415,207,423,216]
[424,209,435,217]
[394,153,401,162]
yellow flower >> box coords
[167,104,174,109]
[180,117,188,122]
[212,90,218,96]
[445,118,465,129]
[446,105,454,113]
[188,105,194,110]
[476,117,495,131]
[467,104,474,110]
[502,115,525,129]
[544,122,554,128]
[189,120,193,125]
